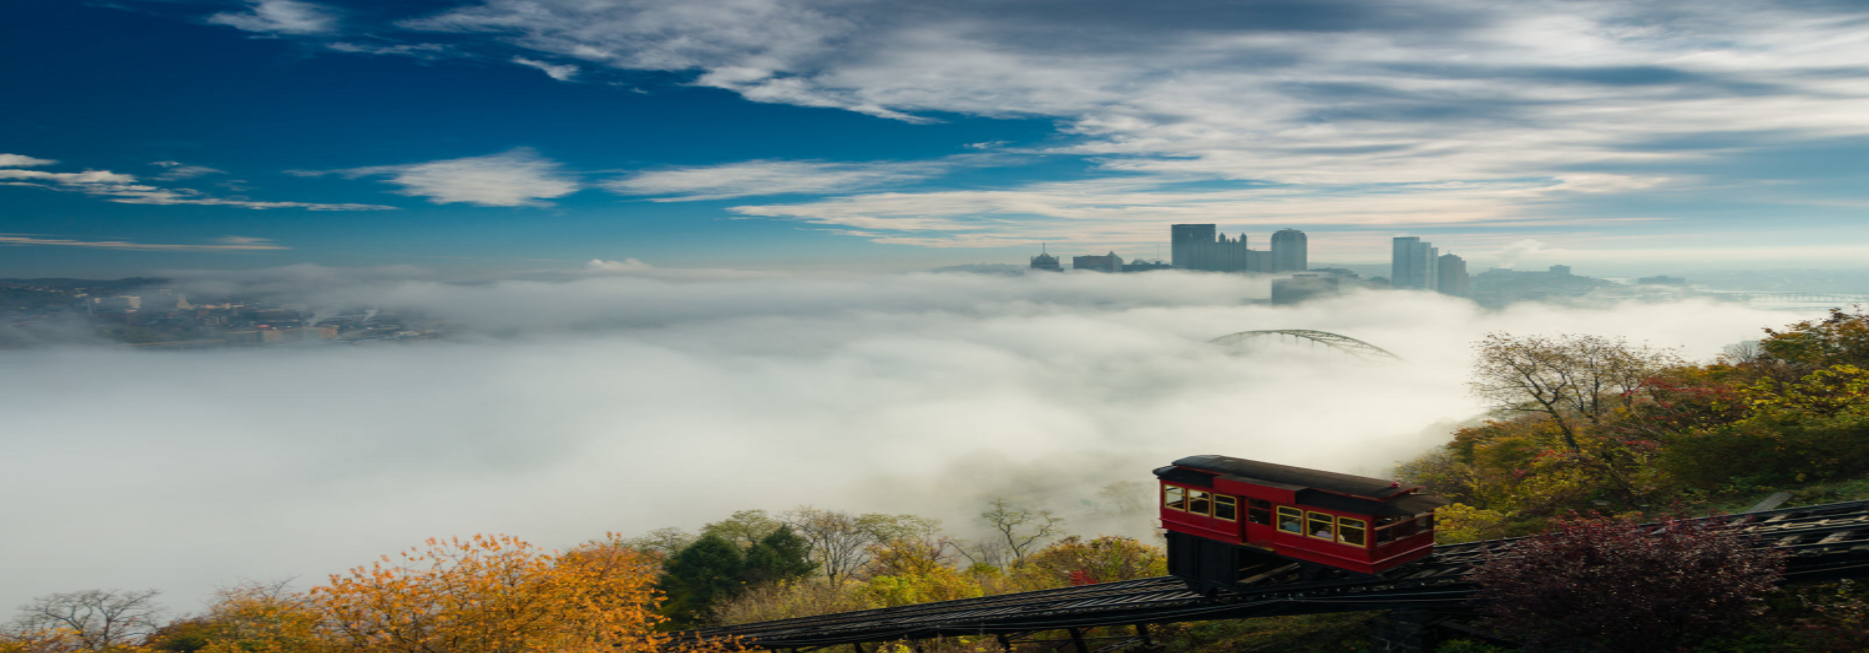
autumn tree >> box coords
[979,498,1065,563]
[1470,515,1783,652]
[1471,333,1682,451]
[783,508,886,587]
[7,589,164,652]
[180,580,321,653]
[1009,536,1164,590]
[310,533,706,653]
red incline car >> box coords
[1157,455,1449,592]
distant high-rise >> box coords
[1170,224,1251,272]
[1030,244,1062,272]
[1270,229,1308,273]
[1171,224,1217,269]
[1073,251,1125,272]
[1437,253,1470,298]
[1391,237,1440,291]
[1549,265,1572,276]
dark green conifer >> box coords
[744,525,818,585]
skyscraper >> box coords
[1270,229,1308,273]
[1030,244,1062,272]
[1170,224,1253,272]
[1073,251,1125,272]
[1436,253,1470,297]
[1391,237,1440,291]
[1171,224,1217,269]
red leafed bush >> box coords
[1469,514,1785,652]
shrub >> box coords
[1470,514,1784,652]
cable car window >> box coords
[1374,517,1397,543]
[1338,517,1367,547]
[1213,495,1238,521]
[1276,507,1302,533]
[1187,490,1212,516]
[1306,511,1335,540]
[1418,514,1435,530]
[1164,486,1187,511]
[1247,499,1272,526]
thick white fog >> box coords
[0,269,1813,613]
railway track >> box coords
[681,499,1869,650]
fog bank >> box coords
[0,269,1812,612]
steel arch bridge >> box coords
[1208,329,1404,362]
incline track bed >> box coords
[680,499,1869,649]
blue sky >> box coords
[4,0,1869,277]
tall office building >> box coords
[1073,252,1124,272]
[1391,237,1440,291]
[1270,229,1308,273]
[1171,224,1217,269]
[1171,224,1253,272]
[1030,244,1062,272]
[1436,253,1470,298]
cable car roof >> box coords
[1166,455,1416,500]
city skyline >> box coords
[6,1,1869,278]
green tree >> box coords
[1761,307,1869,369]
[662,535,746,624]
[742,526,816,586]
[699,511,782,550]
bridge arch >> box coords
[1208,329,1404,362]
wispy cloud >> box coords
[151,161,225,181]
[325,42,451,58]
[0,234,290,252]
[512,57,578,82]
[0,154,394,211]
[606,159,948,202]
[308,148,581,207]
[0,154,56,167]
[726,173,1670,246]
[206,0,338,35]
[400,0,1869,200]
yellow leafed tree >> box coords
[310,533,737,653]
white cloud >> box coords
[397,0,1869,208]
[0,157,395,211]
[512,57,579,82]
[0,268,1820,614]
[317,148,581,207]
[325,42,450,58]
[0,153,57,167]
[607,159,945,201]
[207,0,338,35]
[722,174,1658,246]
[151,161,225,180]
[0,234,289,252]
[585,258,652,272]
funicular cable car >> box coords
[1156,455,1449,593]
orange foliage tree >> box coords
[310,533,736,653]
